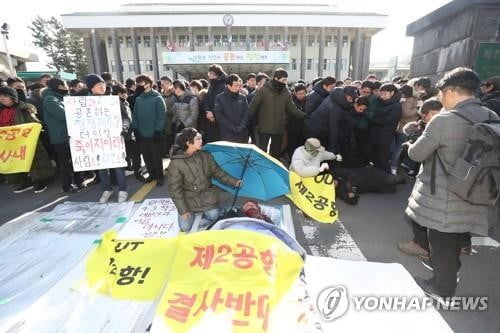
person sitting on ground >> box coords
[167,127,243,232]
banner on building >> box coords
[288,171,339,223]
[163,51,290,64]
[0,123,42,174]
[64,96,126,171]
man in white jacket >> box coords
[290,138,342,177]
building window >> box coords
[307,35,315,47]
[126,36,132,48]
[323,59,328,70]
[196,35,208,46]
[342,36,348,48]
[118,37,124,48]
[128,60,135,72]
[146,60,153,71]
[107,36,113,47]
[291,58,297,70]
[178,35,188,47]
[307,59,312,70]
[326,36,333,47]
[163,64,170,71]
[290,35,298,47]
[143,36,151,47]
[155,35,160,46]
[111,60,115,72]
[256,35,264,47]
[231,35,239,44]
[139,60,144,72]
[136,36,142,46]
[331,60,336,70]
[214,35,221,46]
[161,35,169,47]
[341,58,347,70]
[239,35,246,46]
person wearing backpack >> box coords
[404,67,499,299]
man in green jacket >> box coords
[249,68,305,159]
[43,78,84,193]
[167,128,242,232]
[132,74,167,186]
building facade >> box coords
[406,0,500,82]
[62,1,386,82]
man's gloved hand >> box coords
[336,154,343,162]
[319,162,330,172]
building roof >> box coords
[62,1,387,29]
[406,0,500,36]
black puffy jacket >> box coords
[305,82,330,114]
[369,92,402,145]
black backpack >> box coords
[431,111,500,206]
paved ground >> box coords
[1,171,499,332]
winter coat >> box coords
[204,74,227,112]
[0,102,54,181]
[172,90,198,129]
[405,98,499,236]
[163,89,176,135]
[397,96,419,133]
[42,88,69,145]
[369,92,402,145]
[480,91,500,116]
[166,149,239,215]
[249,81,305,135]
[132,90,167,138]
[288,94,306,134]
[214,88,249,143]
[290,146,336,177]
[304,88,352,153]
[305,83,330,114]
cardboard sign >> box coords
[0,123,41,174]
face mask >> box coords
[16,89,27,102]
[56,89,69,96]
[271,80,286,92]
[136,85,146,94]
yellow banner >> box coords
[85,231,179,301]
[0,123,42,174]
[153,230,304,333]
[287,171,339,223]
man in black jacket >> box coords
[201,64,226,143]
[288,84,307,158]
[305,76,336,114]
[480,76,500,116]
[368,83,402,172]
[304,86,358,156]
[213,74,249,143]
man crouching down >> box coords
[167,128,242,232]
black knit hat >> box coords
[85,74,105,91]
[0,86,18,104]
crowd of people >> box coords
[1,65,499,300]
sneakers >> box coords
[13,182,34,193]
[398,241,430,258]
[135,173,147,182]
[124,170,135,177]
[33,182,48,194]
[64,184,82,193]
[99,190,114,203]
[118,191,128,203]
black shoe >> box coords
[156,178,164,186]
[135,173,147,182]
[414,277,455,304]
[76,182,87,189]
[86,177,100,186]
[13,182,34,193]
[33,182,48,194]
[144,177,154,183]
[64,184,81,193]
[421,257,434,271]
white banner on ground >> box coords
[64,95,126,171]
[118,199,180,239]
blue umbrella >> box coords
[203,141,290,204]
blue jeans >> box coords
[99,168,127,191]
[391,132,408,170]
[177,208,221,232]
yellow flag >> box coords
[85,231,179,301]
[0,123,42,173]
[287,171,339,223]
[153,230,304,333]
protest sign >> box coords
[118,199,180,239]
[64,95,126,171]
[0,123,42,174]
[288,171,338,223]
[151,229,304,333]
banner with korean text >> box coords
[0,123,42,174]
[64,96,126,171]
[288,171,339,223]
